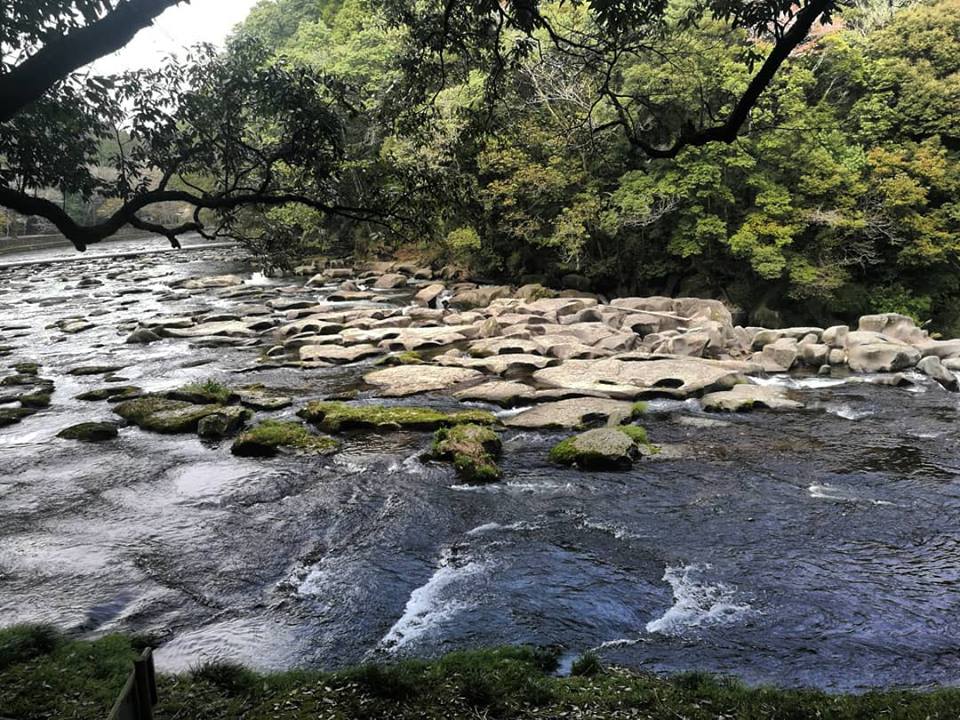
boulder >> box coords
[56,422,119,442]
[453,381,537,406]
[380,327,472,352]
[532,357,747,399]
[414,283,447,308]
[858,313,926,344]
[701,383,803,412]
[847,342,920,373]
[759,338,799,372]
[299,401,495,431]
[548,426,651,470]
[449,286,513,309]
[0,407,36,427]
[373,273,408,289]
[178,274,244,289]
[113,396,224,434]
[126,328,161,344]
[505,397,638,429]
[438,353,556,377]
[235,386,293,411]
[197,407,251,439]
[300,343,382,365]
[800,343,830,367]
[917,356,959,392]
[822,325,849,348]
[363,365,484,397]
[165,321,257,338]
[231,421,339,457]
[428,424,502,483]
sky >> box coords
[89,0,262,75]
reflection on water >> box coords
[0,241,959,692]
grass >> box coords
[231,420,339,457]
[4,627,960,720]
[168,379,235,405]
[429,423,502,483]
[298,401,497,432]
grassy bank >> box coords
[2,625,960,719]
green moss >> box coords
[549,425,654,469]
[232,420,339,457]
[570,652,603,677]
[0,407,35,427]
[68,365,125,377]
[374,351,424,366]
[299,401,497,433]
[57,422,119,442]
[12,362,39,376]
[18,391,51,408]
[630,401,648,416]
[113,395,223,434]
[167,379,235,405]
[76,386,142,402]
[430,424,502,483]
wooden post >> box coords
[133,650,155,720]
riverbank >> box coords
[3,626,959,720]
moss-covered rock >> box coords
[373,351,424,367]
[197,407,251,439]
[299,401,497,432]
[429,424,502,483]
[113,396,224,434]
[0,407,35,427]
[76,386,142,402]
[1,374,50,387]
[18,391,52,409]
[57,422,119,442]
[166,380,235,405]
[12,362,39,376]
[549,425,654,470]
[231,420,339,457]
[67,365,126,377]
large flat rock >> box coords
[505,398,635,429]
[363,365,484,397]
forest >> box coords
[234,0,960,330]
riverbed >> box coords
[1,242,958,692]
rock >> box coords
[453,381,537,406]
[847,342,920,373]
[57,422,119,442]
[701,383,803,412]
[373,273,408,289]
[532,357,748,399]
[300,343,382,365]
[916,338,960,359]
[413,283,447,308]
[917,356,959,391]
[58,319,94,334]
[299,401,496,431]
[164,321,257,338]
[76,386,142,402]
[515,284,555,302]
[126,328,161,344]
[505,398,639,429]
[68,365,126,376]
[327,290,376,302]
[822,325,849,348]
[166,381,234,405]
[449,286,512,309]
[178,274,244,289]
[858,313,926,344]
[800,343,830,367]
[197,406,251,439]
[373,351,424,367]
[18,390,52,408]
[231,421,339,457]
[113,396,224,434]
[379,327,473,352]
[428,424,502,483]
[0,407,35,427]
[760,338,799,371]
[548,426,652,470]
[1,374,52,387]
[828,349,846,365]
[469,337,541,357]
[439,353,556,377]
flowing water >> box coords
[1,241,959,692]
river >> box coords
[0,242,958,692]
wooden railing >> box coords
[107,648,158,720]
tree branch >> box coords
[0,0,188,123]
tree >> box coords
[1,0,840,252]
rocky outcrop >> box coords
[231,421,339,457]
[701,383,803,412]
[847,342,921,373]
[363,365,484,397]
[57,422,120,442]
[299,401,496,432]
[917,356,959,391]
[505,398,640,429]
[428,424,502,483]
[548,426,652,470]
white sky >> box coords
[89,0,262,75]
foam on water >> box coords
[824,403,874,421]
[752,375,850,390]
[645,564,754,636]
[465,520,540,536]
[378,550,489,651]
[808,483,894,506]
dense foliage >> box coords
[239,0,960,331]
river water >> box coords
[1,242,958,692]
